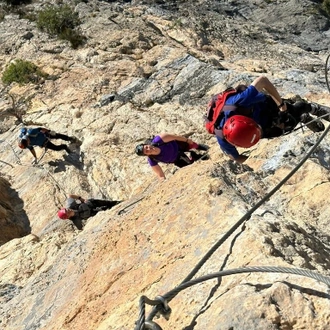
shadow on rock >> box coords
[48,151,84,172]
[0,178,31,246]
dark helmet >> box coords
[18,138,28,149]
[135,144,145,156]
[223,115,262,148]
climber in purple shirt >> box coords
[135,133,209,180]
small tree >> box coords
[6,93,33,123]
[36,5,85,48]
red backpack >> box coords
[204,88,237,134]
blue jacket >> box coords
[21,128,48,149]
[216,85,271,159]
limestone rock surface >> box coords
[1,1,330,330]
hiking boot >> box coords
[310,102,330,122]
[189,150,200,161]
[300,113,325,132]
[197,144,209,151]
[190,150,209,161]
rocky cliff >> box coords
[1,0,330,329]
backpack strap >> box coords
[214,127,224,139]
[205,88,237,134]
[213,104,238,130]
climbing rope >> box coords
[37,163,68,199]
[135,118,330,329]
[0,160,14,168]
[35,148,47,165]
[0,139,22,165]
[118,181,159,215]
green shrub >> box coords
[2,59,48,85]
[36,4,85,48]
[0,1,35,20]
[323,0,330,17]
[59,27,86,49]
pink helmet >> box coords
[57,208,68,220]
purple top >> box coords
[147,135,179,166]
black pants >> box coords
[44,141,68,151]
[89,199,121,210]
[49,133,72,141]
[279,101,312,133]
[44,133,71,151]
[286,101,311,118]
[261,98,312,138]
[174,153,193,168]
[173,141,194,168]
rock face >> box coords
[1,0,330,329]
[0,177,30,245]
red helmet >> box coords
[18,138,28,149]
[223,115,262,148]
[57,208,68,220]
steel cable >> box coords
[161,266,330,302]
[136,265,330,330]
[137,124,330,328]
[177,126,330,287]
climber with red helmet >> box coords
[214,76,327,163]
[57,194,121,229]
[18,127,80,163]
[222,115,262,148]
